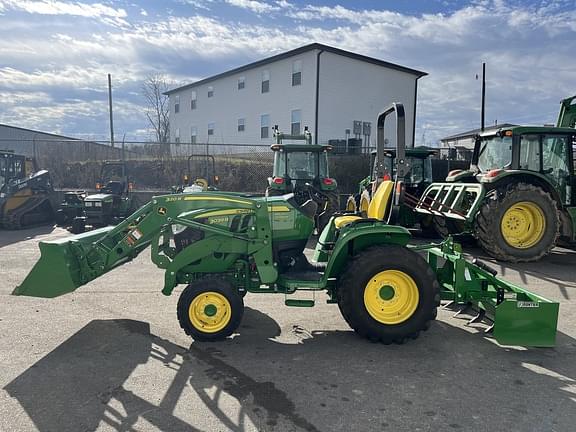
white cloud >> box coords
[226,0,278,14]
[0,0,574,143]
[0,0,128,26]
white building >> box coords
[165,43,426,150]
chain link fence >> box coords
[5,139,371,195]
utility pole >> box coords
[108,73,115,148]
[481,62,486,132]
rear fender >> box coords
[323,223,410,280]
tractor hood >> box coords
[84,193,115,203]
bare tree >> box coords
[142,74,171,149]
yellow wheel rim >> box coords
[346,196,357,212]
[359,195,370,214]
[500,201,546,249]
[189,291,232,333]
[363,270,419,325]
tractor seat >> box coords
[333,181,394,228]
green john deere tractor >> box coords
[267,126,339,232]
[345,106,468,236]
[68,161,138,234]
[416,95,576,262]
[15,104,559,347]
[0,151,55,229]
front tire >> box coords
[177,279,244,341]
[337,246,440,344]
[475,183,559,262]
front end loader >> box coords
[14,105,559,347]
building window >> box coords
[208,86,214,98]
[291,109,301,135]
[190,126,197,144]
[260,114,270,139]
[292,60,302,86]
[238,77,245,90]
[261,70,270,93]
[174,95,180,114]
[190,91,197,110]
[174,128,180,143]
[237,118,245,132]
[208,122,215,136]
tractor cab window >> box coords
[318,151,329,178]
[542,134,571,202]
[519,134,541,172]
[372,154,393,180]
[407,157,432,184]
[477,136,512,172]
[0,155,25,188]
[286,152,317,180]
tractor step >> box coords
[285,299,315,307]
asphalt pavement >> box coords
[1,226,576,432]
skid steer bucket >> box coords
[13,226,115,298]
[422,240,559,347]
[415,182,485,222]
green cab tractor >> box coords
[267,126,339,232]
[68,161,138,234]
[416,95,576,262]
[0,151,55,229]
[345,107,468,236]
[14,104,560,348]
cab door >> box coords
[541,134,573,205]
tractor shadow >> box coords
[0,224,57,248]
[4,308,576,431]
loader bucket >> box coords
[13,227,114,298]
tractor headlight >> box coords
[95,201,102,207]
[85,201,93,207]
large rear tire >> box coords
[337,246,440,344]
[177,279,244,342]
[475,183,559,262]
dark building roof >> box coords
[441,123,517,141]
[0,123,81,141]
[165,43,427,95]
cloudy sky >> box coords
[0,0,574,144]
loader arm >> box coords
[14,193,277,298]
